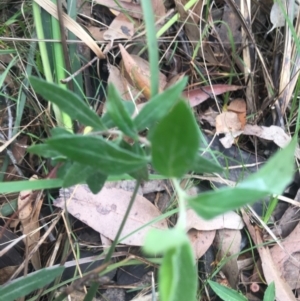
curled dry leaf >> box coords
[107,65,140,101]
[188,228,216,260]
[186,209,244,232]
[184,85,243,107]
[243,124,290,148]
[103,13,134,41]
[18,175,42,270]
[216,111,242,134]
[227,99,246,129]
[54,185,168,246]
[119,44,167,99]
[214,229,242,288]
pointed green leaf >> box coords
[63,162,95,187]
[86,171,107,194]
[144,228,188,254]
[263,282,275,301]
[149,99,199,177]
[192,155,223,173]
[121,141,149,181]
[134,77,187,131]
[188,138,296,219]
[0,266,64,301]
[106,84,138,138]
[159,243,197,301]
[29,76,105,130]
[46,135,149,175]
[208,280,247,301]
[28,143,62,158]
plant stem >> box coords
[172,179,187,230]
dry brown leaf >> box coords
[54,185,168,246]
[94,0,143,19]
[184,85,243,107]
[188,228,216,260]
[119,44,167,99]
[217,3,242,48]
[100,233,112,247]
[107,65,141,101]
[18,175,42,270]
[219,131,243,149]
[227,99,246,129]
[214,229,242,288]
[243,211,297,301]
[151,0,166,20]
[104,13,134,41]
[186,210,244,231]
[256,229,297,301]
[106,179,166,195]
[216,111,242,134]
[165,73,186,90]
[270,222,300,290]
[199,107,218,126]
[243,124,290,148]
[87,26,105,41]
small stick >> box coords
[61,56,98,84]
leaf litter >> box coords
[54,184,168,246]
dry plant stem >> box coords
[61,56,98,84]
[278,0,293,115]
[0,133,24,178]
[47,233,63,267]
[0,107,44,153]
[9,214,61,280]
[0,233,26,258]
[225,0,274,90]
[61,209,87,293]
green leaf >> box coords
[106,84,138,138]
[134,77,187,131]
[86,171,107,194]
[63,162,95,187]
[29,76,105,130]
[159,243,197,301]
[0,266,64,301]
[47,135,149,175]
[121,142,149,181]
[144,228,188,254]
[208,280,247,301]
[192,154,223,173]
[188,138,296,219]
[263,282,275,301]
[101,102,135,129]
[28,143,62,158]
[51,127,74,137]
[149,100,199,178]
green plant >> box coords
[25,67,295,301]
